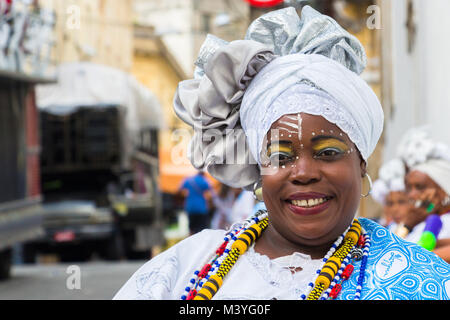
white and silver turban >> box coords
[173,6,384,189]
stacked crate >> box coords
[40,105,122,173]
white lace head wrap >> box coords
[174,6,384,189]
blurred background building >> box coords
[1,0,450,277]
[379,0,450,159]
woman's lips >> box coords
[285,192,333,216]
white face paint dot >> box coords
[296,156,299,159]
[321,130,325,133]
[288,135,292,138]
[312,132,315,136]
[330,130,334,133]
[281,165,285,169]
[340,133,343,136]
[300,144,304,148]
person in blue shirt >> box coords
[178,171,214,234]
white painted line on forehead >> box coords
[278,127,298,135]
[278,120,300,130]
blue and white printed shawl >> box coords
[340,218,450,300]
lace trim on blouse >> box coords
[243,245,324,299]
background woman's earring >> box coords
[253,180,264,202]
[442,195,450,207]
[361,173,373,198]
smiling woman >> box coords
[114,6,450,301]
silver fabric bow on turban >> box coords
[173,6,383,189]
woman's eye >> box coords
[269,152,292,164]
[416,184,425,191]
[314,148,343,159]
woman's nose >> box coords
[407,188,420,200]
[289,155,321,185]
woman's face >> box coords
[384,191,409,224]
[405,170,445,201]
[405,170,448,214]
[260,113,366,248]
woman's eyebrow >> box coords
[310,135,346,143]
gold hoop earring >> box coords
[361,173,372,198]
[253,180,263,202]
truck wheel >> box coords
[0,249,12,280]
[100,232,125,261]
[59,246,92,262]
[22,244,37,264]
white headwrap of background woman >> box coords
[397,126,450,198]
[396,126,450,170]
[173,6,384,190]
[412,160,450,199]
[371,158,406,205]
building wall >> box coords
[383,0,450,161]
[132,53,181,130]
[133,0,251,78]
[133,0,195,78]
[132,34,195,193]
[40,0,134,71]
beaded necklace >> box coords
[181,210,368,301]
[323,232,371,300]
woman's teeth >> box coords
[290,198,328,208]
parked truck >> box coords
[22,62,165,262]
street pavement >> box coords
[0,261,145,300]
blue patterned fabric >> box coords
[340,218,450,300]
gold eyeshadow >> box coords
[312,138,349,152]
[267,142,294,156]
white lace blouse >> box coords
[113,229,324,300]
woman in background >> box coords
[210,184,238,230]
[392,127,450,261]
[371,158,409,232]
[403,160,450,253]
